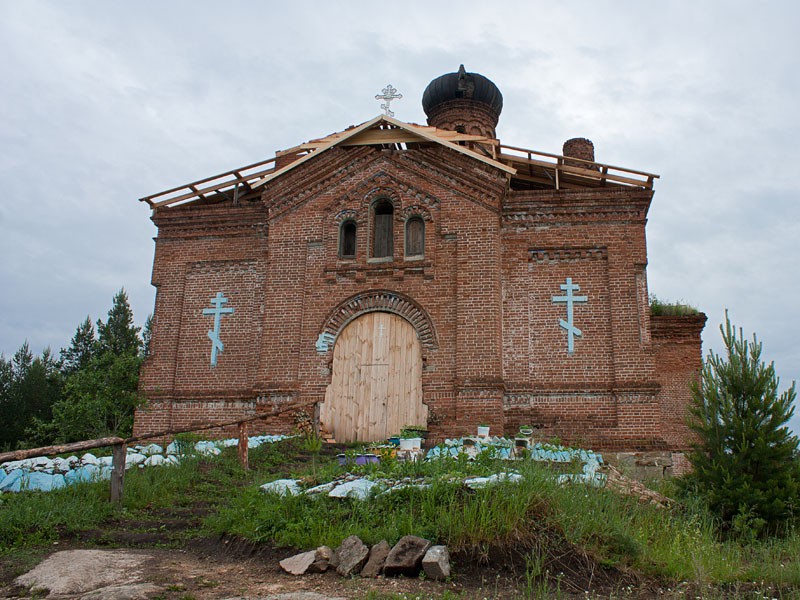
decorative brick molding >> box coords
[316,290,438,353]
[340,171,441,212]
[153,203,266,239]
[503,189,653,227]
[333,208,360,225]
[528,247,608,262]
[401,204,433,222]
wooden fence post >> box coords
[110,442,127,503]
[238,422,249,471]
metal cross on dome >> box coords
[375,84,403,117]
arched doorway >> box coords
[321,312,426,442]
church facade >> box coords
[135,67,705,471]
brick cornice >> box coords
[650,313,708,340]
[503,188,653,226]
[152,202,266,238]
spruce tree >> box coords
[685,312,799,535]
[97,289,141,356]
[0,355,14,450]
[60,316,97,375]
[0,343,63,448]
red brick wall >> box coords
[135,203,268,435]
[498,188,669,449]
[135,143,705,453]
[651,314,707,450]
[426,99,499,139]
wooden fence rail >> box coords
[0,399,316,502]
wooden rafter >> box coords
[497,144,659,190]
[140,116,658,209]
[139,156,279,208]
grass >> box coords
[4,437,800,596]
[650,294,700,316]
[209,443,800,589]
[0,479,115,551]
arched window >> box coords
[372,200,393,258]
[405,216,425,257]
[339,220,356,258]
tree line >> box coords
[0,289,150,450]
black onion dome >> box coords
[422,65,503,117]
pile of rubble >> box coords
[280,535,450,581]
[426,437,606,486]
[260,471,523,500]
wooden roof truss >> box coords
[140,117,658,209]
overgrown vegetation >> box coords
[208,449,800,587]
[649,294,699,316]
[0,288,148,450]
[4,437,800,595]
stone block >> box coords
[360,540,390,578]
[309,546,334,573]
[383,535,431,576]
[422,545,450,580]
[335,535,369,577]
[279,550,317,575]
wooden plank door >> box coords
[322,312,426,442]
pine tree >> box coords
[685,312,799,535]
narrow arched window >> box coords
[339,220,356,258]
[372,200,393,258]
[405,216,425,258]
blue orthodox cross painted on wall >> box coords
[202,292,234,367]
[551,277,588,354]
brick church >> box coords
[135,66,706,470]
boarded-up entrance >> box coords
[321,312,426,442]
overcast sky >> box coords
[2,2,798,427]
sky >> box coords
[1,2,799,426]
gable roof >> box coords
[248,114,516,189]
[140,116,658,209]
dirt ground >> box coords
[0,538,536,599]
